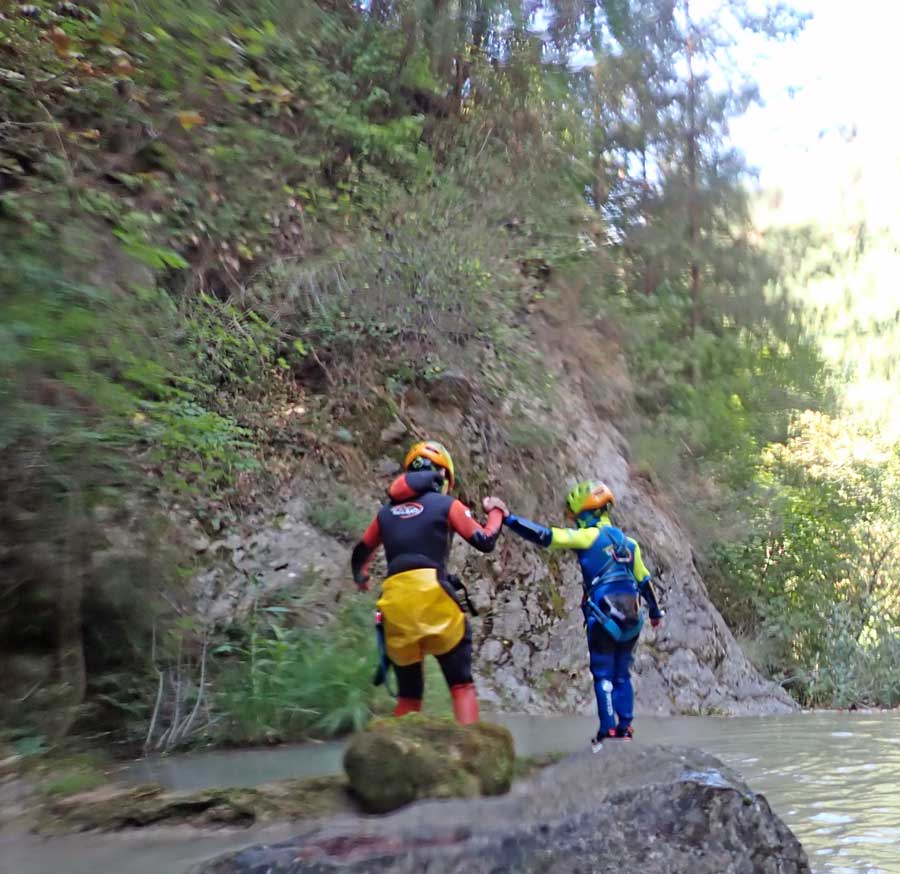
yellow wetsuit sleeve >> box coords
[631,541,651,582]
[549,527,600,550]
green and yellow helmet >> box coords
[565,480,614,524]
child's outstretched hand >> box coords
[482,496,510,517]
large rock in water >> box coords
[197,745,810,874]
[343,715,515,813]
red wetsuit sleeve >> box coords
[448,500,503,553]
[350,516,381,584]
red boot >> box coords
[450,683,480,725]
[393,697,422,717]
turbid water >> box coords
[3,712,898,874]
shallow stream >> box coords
[3,711,898,874]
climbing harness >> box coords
[447,574,479,617]
[584,597,643,642]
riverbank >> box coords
[0,724,557,836]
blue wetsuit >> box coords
[504,511,661,736]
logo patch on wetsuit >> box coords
[391,502,424,518]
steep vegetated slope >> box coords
[5,0,883,747]
[197,289,797,718]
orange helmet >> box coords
[566,480,614,520]
[403,440,455,488]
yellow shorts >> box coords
[376,568,465,667]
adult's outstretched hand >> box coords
[482,495,510,517]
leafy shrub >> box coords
[213,599,387,742]
[212,593,456,743]
[798,607,900,708]
[270,190,504,371]
[505,418,559,453]
[39,764,107,798]
[304,485,373,543]
[712,413,900,707]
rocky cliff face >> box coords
[464,403,796,718]
[198,745,810,874]
[196,308,796,719]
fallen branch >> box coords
[144,669,165,755]
[171,635,208,746]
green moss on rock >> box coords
[39,775,351,833]
[342,715,515,813]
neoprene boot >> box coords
[450,683,479,725]
[393,697,422,717]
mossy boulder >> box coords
[342,715,515,813]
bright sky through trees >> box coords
[730,1,900,206]
[719,1,900,434]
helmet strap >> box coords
[576,510,596,529]
[411,458,450,493]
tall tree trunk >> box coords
[428,0,454,81]
[472,0,488,49]
[370,0,391,23]
[55,495,86,737]
[397,7,419,74]
[591,70,608,213]
[456,0,489,108]
[682,0,703,388]
[685,0,701,346]
[640,131,655,296]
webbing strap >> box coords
[372,613,397,697]
[585,600,643,642]
[605,526,633,563]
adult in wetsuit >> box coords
[351,440,506,724]
[487,480,663,750]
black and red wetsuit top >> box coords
[351,471,503,585]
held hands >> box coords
[482,495,510,517]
